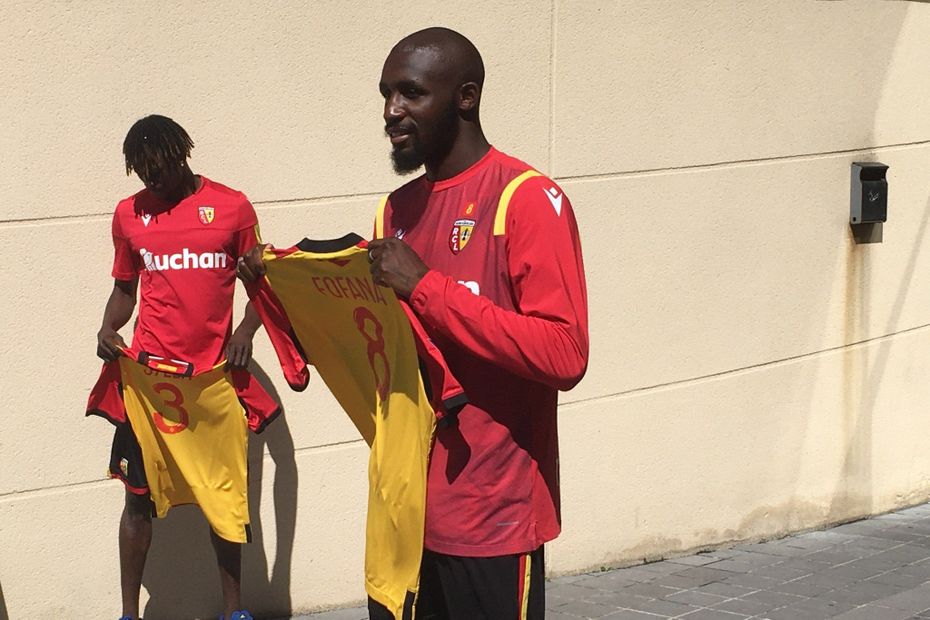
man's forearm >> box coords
[234,302,262,336]
[101,279,137,331]
[410,271,588,391]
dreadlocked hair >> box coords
[122,115,194,178]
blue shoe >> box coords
[219,612,253,620]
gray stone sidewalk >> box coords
[293,502,930,619]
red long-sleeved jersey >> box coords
[376,147,589,556]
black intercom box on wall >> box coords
[850,162,888,225]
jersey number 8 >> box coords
[353,306,391,401]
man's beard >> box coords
[389,105,459,175]
[391,135,426,175]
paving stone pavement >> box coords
[290,502,930,619]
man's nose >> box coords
[384,94,404,123]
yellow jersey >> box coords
[247,234,464,618]
[87,352,283,544]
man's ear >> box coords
[458,82,480,113]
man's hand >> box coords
[96,327,127,362]
[225,327,254,369]
[367,238,429,299]
[237,244,272,282]
[96,278,136,361]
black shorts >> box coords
[369,546,545,620]
[108,422,149,495]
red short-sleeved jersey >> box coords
[376,147,589,557]
[110,176,259,372]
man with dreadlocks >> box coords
[92,114,264,620]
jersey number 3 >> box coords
[152,382,190,434]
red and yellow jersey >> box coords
[245,234,464,619]
[110,176,260,372]
[87,350,281,543]
[376,147,589,557]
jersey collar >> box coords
[429,147,498,193]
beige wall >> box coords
[2,1,930,617]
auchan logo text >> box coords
[140,248,229,271]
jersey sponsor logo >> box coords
[198,206,215,225]
[311,275,388,305]
[139,248,229,272]
[449,219,475,254]
[544,186,563,216]
[140,354,194,376]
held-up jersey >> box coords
[87,349,281,543]
[111,176,260,372]
[375,147,589,557]
[245,234,465,619]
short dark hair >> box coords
[122,115,194,177]
[396,27,485,90]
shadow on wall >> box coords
[547,2,927,571]
[141,361,298,620]
[831,192,930,522]
[753,4,916,532]
[244,363,298,618]
[823,0,930,521]
[799,0,930,525]
[671,4,916,543]
[627,2,923,555]
[0,579,8,620]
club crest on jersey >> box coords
[449,219,475,254]
[198,206,215,225]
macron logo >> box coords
[544,186,563,216]
[140,248,229,272]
